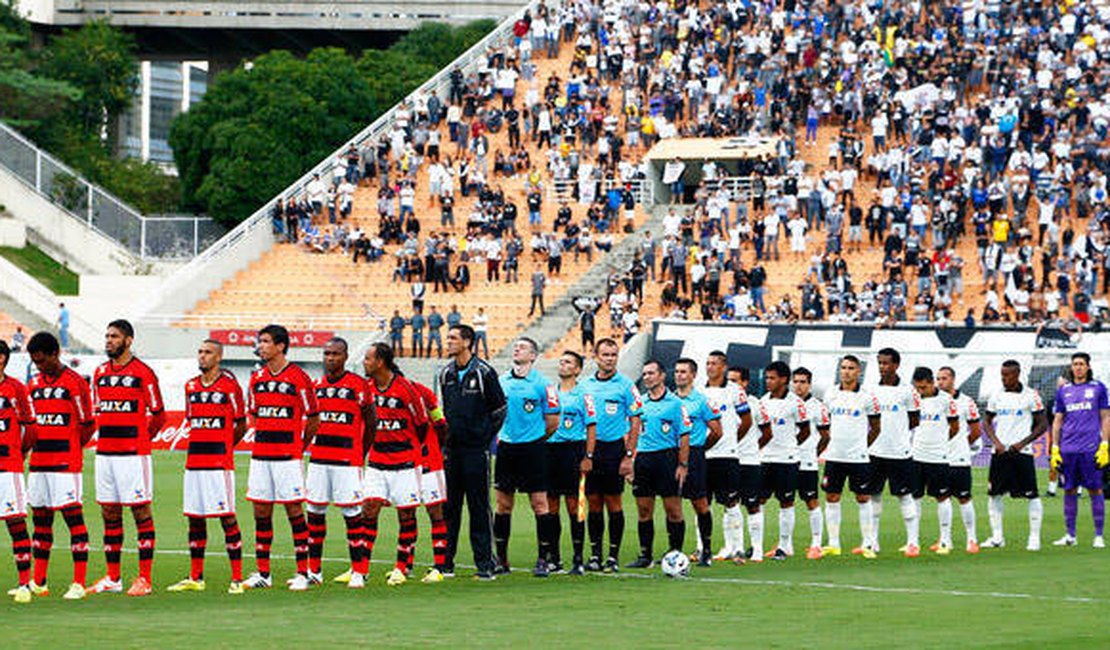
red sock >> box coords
[61,506,88,587]
[103,517,124,581]
[31,509,53,586]
[307,512,327,574]
[136,516,156,581]
[187,517,207,580]
[221,518,243,582]
[431,518,448,571]
[254,517,273,576]
[7,518,31,586]
[290,514,309,575]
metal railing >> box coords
[545,178,655,205]
[147,0,549,314]
[0,121,223,260]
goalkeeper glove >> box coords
[1096,441,1109,469]
[1050,444,1063,471]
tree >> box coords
[0,4,79,130]
[171,21,494,226]
[39,20,138,141]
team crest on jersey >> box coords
[320,387,354,400]
[374,395,404,409]
[1085,389,1095,399]
[100,375,138,388]
[605,400,619,415]
[661,421,672,433]
[190,391,226,404]
[257,381,294,395]
[32,387,70,401]
[563,417,575,429]
[523,399,536,413]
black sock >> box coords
[697,511,712,554]
[666,519,686,553]
[570,517,585,563]
[638,520,654,560]
[588,511,604,559]
[608,510,625,561]
[494,513,511,567]
[549,513,562,564]
[535,513,549,563]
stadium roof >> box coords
[644,136,779,162]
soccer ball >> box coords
[660,549,690,578]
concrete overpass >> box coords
[19,0,524,57]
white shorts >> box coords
[306,463,364,507]
[419,467,447,506]
[27,472,82,510]
[0,471,27,518]
[246,458,305,503]
[364,466,421,509]
[95,454,153,506]
[183,469,236,518]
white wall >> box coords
[0,217,26,247]
[0,255,100,349]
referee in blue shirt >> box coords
[580,338,643,572]
[494,337,560,577]
[627,360,692,568]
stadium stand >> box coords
[0,312,27,352]
[186,0,1109,359]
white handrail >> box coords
[145,0,549,314]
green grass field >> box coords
[0,244,79,296]
[3,451,1108,648]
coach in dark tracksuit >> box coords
[438,324,506,579]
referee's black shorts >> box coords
[585,439,626,496]
[494,440,548,494]
[680,445,707,500]
[632,449,680,498]
[546,440,585,497]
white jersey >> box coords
[911,392,959,464]
[757,392,808,464]
[824,386,882,463]
[986,385,1045,455]
[736,393,763,466]
[703,382,751,460]
[867,381,921,459]
[799,395,829,471]
[947,391,981,467]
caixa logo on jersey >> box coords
[256,406,291,418]
[320,411,353,425]
[98,400,138,413]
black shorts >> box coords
[632,449,680,498]
[706,458,742,505]
[869,456,913,496]
[681,446,707,500]
[760,462,799,504]
[798,469,819,503]
[822,461,872,495]
[948,465,972,500]
[494,440,548,494]
[546,441,585,497]
[585,439,626,496]
[987,452,1038,498]
[738,464,762,509]
[911,460,950,499]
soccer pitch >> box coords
[3,451,1108,648]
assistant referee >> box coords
[437,324,507,580]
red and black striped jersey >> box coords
[92,357,164,456]
[412,381,444,470]
[310,372,372,467]
[248,363,318,461]
[367,374,428,469]
[0,375,34,473]
[184,370,245,470]
[28,368,93,473]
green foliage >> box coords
[0,5,80,130]
[0,243,80,295]
[173,20,494,226]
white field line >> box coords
[100,547,1108,604]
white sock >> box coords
[901,494,919,547]
[825,501,842,548]
[959,500,977,544]
[808,506,824,548]
[1028,498,1043,543]
[779,505,796,553]
[723,505,744,554]
[988,495,1004,541]
[938,499,953,547]
[749,509,764,558]
[858,500,874,548]
[1047,480,1058,496]
[871,493,883,543]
